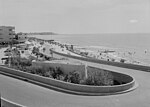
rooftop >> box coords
[0,26,15,29]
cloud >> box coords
[129,19,138,23]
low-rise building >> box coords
[15,32,27,43]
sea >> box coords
[28,33,150,65]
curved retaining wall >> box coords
[0,66,135,95]
[1,97,25,107]
[52,50,150,72]
[87,66,133,84]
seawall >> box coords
[52,50,150,71]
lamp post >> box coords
[8,45,12,67]
[84,63,88,79]
[8,40,13,67]
[0,93,1,106]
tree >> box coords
[120,59,125,63]
[32,47,39,54]
[40,41,44,45]
[43,47,46,53]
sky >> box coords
[0,0,150,34]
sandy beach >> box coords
[0,37,150,67]
[27,34,150,66]
[73,45,150,66]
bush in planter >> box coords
[80,69,114,86]
[25,65,47,76]
[24,65,37,74]
[67,71,81,84]
[44,71,53,77]
[80,76,94,85]
[120,59,126,63]
[28,55,37,61]
[49,67,64,79]
[56,75,65,81]
[6,58,114,86]
[19,58,32,67]
[5,57,32,67]
[93,70,114,86]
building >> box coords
[0,26,15,44]
[15,32,27,43]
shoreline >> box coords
[27,34,150,64]
[1,36,150,67]
[73,44,150,66]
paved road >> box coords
[0,63,150,107]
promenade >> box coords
[0,62,150,107]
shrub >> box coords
[28,55,37,61]
[55,67,63,75]
[19,58,32,67]
[40,41,44,45]
[80,76,94,85]
[93,71,114,86]
[4,58,9,65]
[63,74,69,82]
[67,71,81,84]
[120,59,125,63]
[32,47,39,54]
[5,57,32,70]
[49,67,64,79]
[56,75,65,81]
[26,65,47,76]
[81,69,114,86]
[111,58,115,62]
[43,47,46,52]
[6,58,114,86]
[44,71,53,77]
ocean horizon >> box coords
[29,33,150,49]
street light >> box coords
[84,63,88,79]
